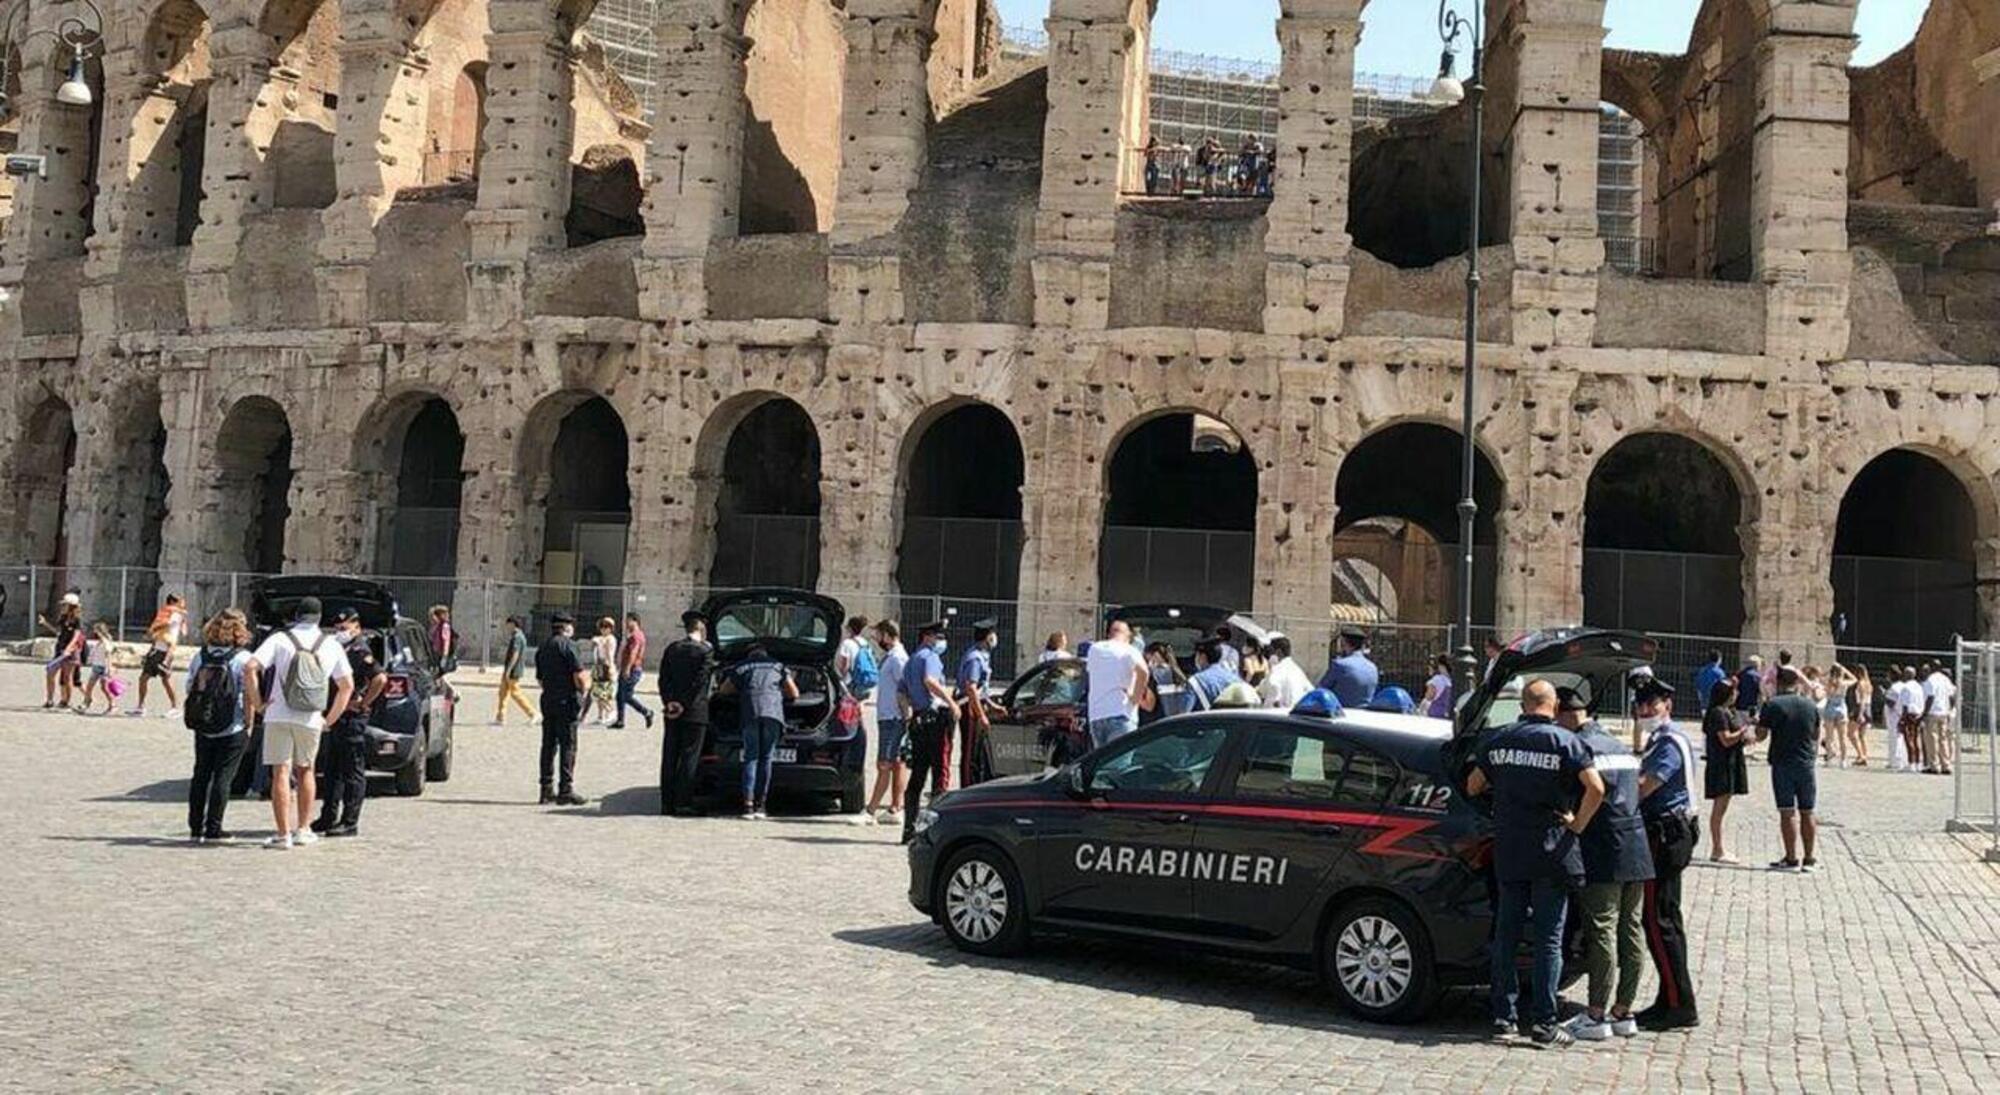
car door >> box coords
[1188,726,1402,943]
[1033,721,1230,932]
[988,660,1087,777]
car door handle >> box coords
[1147,811,1191,824]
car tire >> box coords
[935,844,1030,957]
[839,770,866,814]
[395,730,428,797]
[1321,896,1439,1024]
[425,726,453,783]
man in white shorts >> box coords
[248,596,354,848]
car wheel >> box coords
[1322,897,1439,1024]
[425,725,453,783]
[839,770,866,814]
[935,845,1030,957]
[395,731,428,797]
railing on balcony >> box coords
[421,148,478,187]
[1127,143,1274,200]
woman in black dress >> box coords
[1703,677,1753,863]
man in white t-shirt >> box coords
[1883,665,1909,771]
[1085,620,1149,749]
[1894,667,1927,772]
[247,597,355,849]
[1257,634,1314,710]
[1920,663,1958,775]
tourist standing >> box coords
[864,620,910,825]
[611,613,654,730]
[1701,678,1751,863]
[428,605,456,678]
[1318,629,1380,710]
[492,616,538,726]
[1921,662,1957,775]
[1692,650,1726,716]
[1140,641,1192,727]
[535,612,589,805]
[1757,667,1823,872]
[1849,665,1873,766]
[1420,653,1455,720]
[183,609,259,843]
[1038,632,1070,664]
[247,597,354,849]
[1557,687,1652,1041]
[1896,666,1925,771]
[588,617,618,725]
[1734,655,1764,715]
[1824,663,1857,767]
[657,611,715,816]
[40,597,83,710]
[1258,635,1314,710]
[1188,638,1242,709]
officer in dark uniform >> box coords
[1634,676,1700,1029]
[1465,678,1606,1047]
[1557,686,1655,1039]
[955,618,1002,788]
[900,621,958,844]
[657,610,714,816]
[314,607,385,837]
[535,612,589,806]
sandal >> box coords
[1709,852,1740,865]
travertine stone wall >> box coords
[1262,0,1363,340]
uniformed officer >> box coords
[656,610,714,817]
[1465,679,1606,1047]
[314,608,385,838]
[1634,676,1700,1029]
[901,621,958,844]
[1556,686,1654,1040]
[535,612,590,806]
[1188,638,1242,709]
[1317,629,1380,710]
[955,618,1002,788]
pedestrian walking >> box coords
[657,611,715,816]
[1757,667,1823,872]
[718,643,797,819]
[1920,662,1957,775]
[1895,665,1925,770]
[131,592,186,718]
[955,618,1002,788]
[1850,665,1873,766]
[836,615,870,688]
[78,621,120,715]
[1257,635,1314,710]
[534,612,589,806]
[610,613,655,730]
[1038,631,1070,664]
[183,609,259,843]
[588,617,618,725]
[492,616,538,726]
[1465,679,1606,1048]
[1634,676,1700,1029]
[247,596,355,849]
[1318,629,1379,710]
[1734,655,1763,715]
[313,608,384,838]
[39,596,83,709]
[1692,650,1726,717]
[863,620,911,825]
[1556,687,1652,1041]
[1084,619,1148,748]
[1701,678,1751,864]
[428,605,456,678]
[900,621,959,843]
[1420,653,1455,720]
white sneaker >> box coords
[489,718,503,727]
[293,829,320,846]
[846,812,874,826]
[1561,1013,1612,1042]
[266,833,294,849]
[1610,1015,1639,1038]
[882,809,903,825]
[164,708,181,720]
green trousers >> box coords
[1581,880,1647,1014]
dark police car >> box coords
[238,576,457,797]
[907,628,1656,1023]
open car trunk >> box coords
[707,663,835,739]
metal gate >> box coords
[1950,639,2000,863]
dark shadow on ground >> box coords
[771,834,896,848]
[548,786,662,818]
[88,779,189,802]
[42,833,269,850]
[831,923,1496,1044]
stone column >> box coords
[0,54,92,283]
[1493,370,1584,634]
[827,1,931,327]
[467,4,577,324]
[187,25,292,328]
[316,20,431,327]
[638,0,749,322]
[1494,0,1607,351]
[1253,370,1339,670]
[83,52,176,282]
[1739,386,1836,652]
[1262,0,1365,339]
[1752,1,1858,364]
[1033,1,1148,330]
[285,467,371,573]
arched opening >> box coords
[97,385,173,632]
[566,143,643,245]
[1133,0,1276,200]
[213,396,293,575]
[1581,433,1747,640]
[709,397,822,588]
[738,0,845,234]
[1333,422,1500,629]
[1651,0,1758,282]
[262,0,343,210]
[1832,448,1983,652]
[896,402,1024,670]
[365,396,465,578]
[120,0,211,254]
[532,396,630,617]
[13,397,77,586]
[1100,412,1257,609]
[421,61,485,185]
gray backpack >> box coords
[280,630,332,713]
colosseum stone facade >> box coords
[1,0,1997,674]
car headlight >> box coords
[913,808,939,835]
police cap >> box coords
[681,610,707,629]
[1554,686,1590,713]
[917,620,948,639]
[1631,677,1675,705]
[1338,628,1368,648]
[329,607,360,625]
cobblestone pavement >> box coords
[4,663,1999,1093]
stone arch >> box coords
[694,391,824,588]
[353,389,466,576]
[1332,420,1503,627]
[1099,406,1258,609]
[1831,443,1997,650]
[1580,430,1751,639]
[212,394,294,575]
[1651,0,1763,281]
[893,399,1026,635]
[517,390,631,606]
[11,394,79,576]
[737,0,847,234]
[257,0,344,210]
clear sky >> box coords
[994,1,1932,75]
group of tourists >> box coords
[37,590,190,717]
[1140,134,1274,198]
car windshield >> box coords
[714,604,831,647]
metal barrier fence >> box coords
[1951,639,2000,861]
[1129,145,1274,198]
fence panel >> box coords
[1952,641,2000,860]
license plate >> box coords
[771,748,797,764]
[377,742,397,755]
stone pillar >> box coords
[1033,1,1148,330]
[1262,0,1364,339]
[1739,386,1835,651]
[1752,1,1858,364]
[83,52,180,282]
[1494,370,1584,634]
[827,1,931,327]
[638,0,749,322]
[0,54,94,277]
[317,22,431,326]
[467,4,578,324]
[1494,0,1607,351]
[1253,369,1339,671]
[188,25,292,328]
[286,467,370,572]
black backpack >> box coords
[184,646,242,736]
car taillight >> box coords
[383,675,410,700]
[837,696,861,731]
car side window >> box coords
[1088,725,1228,795]
[1029,663,1087,708]
[1232,727,1349,802]
[1338,747,1401,806]
[398,624,432,671]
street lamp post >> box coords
[1431,0,1484,703]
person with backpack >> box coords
[313,608,386,838]
[836,616,874,696]
[184,609,260,843]
[247,596,355,849]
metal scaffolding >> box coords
[586,0,659,117]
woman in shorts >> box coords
[1702,678,1752,864]
[1822,662,1857,767]
[40,599,84,709]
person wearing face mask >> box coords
[314,607,385,838]
[1633,676,1700,1030]
[955,618,1003,788]
[900,622,959,843]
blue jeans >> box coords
[1490,877,1569,1026]
[615,670,652,725]
[1088,715,1135,751]
[740,716,784,808]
